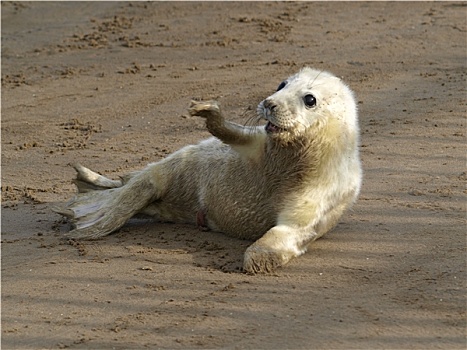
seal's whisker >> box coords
[243,114,258,128]
[247,116,263,135]
[240,108,263,135]
[305,82,328,89]
[307,70,324,89]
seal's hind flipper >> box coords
[73,163,122,193]
[54,169,158,240]
[54,189,123,239]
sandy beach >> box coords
[2,2,465,349]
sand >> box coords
[1,2,465,349]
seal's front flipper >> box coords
[189,100,266,151]
[243,225,317,273]
[188,100,222,120]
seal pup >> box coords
[54,67,362,273]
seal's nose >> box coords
[263,99,277,111]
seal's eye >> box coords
[303,94,317,108]
[276,81,287,91]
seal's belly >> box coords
[204,191,278,240]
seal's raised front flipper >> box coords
[189,100,266,161]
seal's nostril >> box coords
[264,100,277,111]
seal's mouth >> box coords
[265,121,285,134]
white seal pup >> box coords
[54,67,362,273]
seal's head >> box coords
[257,67,358,144]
